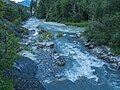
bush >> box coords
[39,32,54,42]
[110,32,120,54]
[13,17,22,25]
[57,32,64,38]
[83,12,120,54]
[0,29,19,70]
[0,74,14,90]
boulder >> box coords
[46,42,54,48]
[15,79,46,90]
[5,56,46,90]
[37,42,46,48]
[85,42,90,47]
[56,60,65,66]
[88,45,94,49]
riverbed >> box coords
[21,17,120,90]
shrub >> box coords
[57,32,64,38]
[110,32,120,54]
[13,17,22,25]
[39,32,54,42]
[83,12,120,54]
[0,75,14,90]
[0,29,19,70]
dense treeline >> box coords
[36,0,89,22]
[0,0,30,89]
[35,0,120,54]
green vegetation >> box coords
[17,27,29,37]
[56,32,64,38]
[0,26,19,90]
[3,0,30,25]
[0,73,14,90]
[37,25,54,42]
[0,0,4,18]
[35,0,89,23]
[0,0,30,89]
[39,32,54,42]
[35,0,120,54]
[64,22,89,27]
[0,23,20,89]
[83,4,120,54]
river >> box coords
[21,17,120,90]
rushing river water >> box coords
[21,17,120,90]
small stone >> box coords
[37,42,46,48]
[117,61,120,69]
[46,42,54,48]
[85,42,90,47]
[47,69,54,73]
[88,45,94,49]
[56,60,65,66]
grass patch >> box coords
[56,32,64,38]
[39,32,54,42]
[64,21,89,27]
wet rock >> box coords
[108,55,120,63]
[56,60,65,66]
[37,42,46,48]
[15,79,46,90]
[117,62,120,69]
[46,42,54,48]
[97,55,108,61]
[89,44,120,68]
[5,56,45,90]
[47,69,54,73]
[88,45,94,49]
[85,42,90,47]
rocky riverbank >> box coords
[80,36,120,69]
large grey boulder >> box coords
[6,56,46,90]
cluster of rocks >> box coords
[37,41,54,49]
[52,53,66,66]
[81,36,120,69]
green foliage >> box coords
[83,12,120,54]
[57,32,64,38]
[64,21,89,27]
[110,32,120,54]
[0,29,20,70]
[36,0,89,22]
[0,1,4,18]
[13,17,22,25]
[39,32,54,42]
[0,74,14,90]
[17,27,29,35]
[0,24,20,89]
[3,1,30,24]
